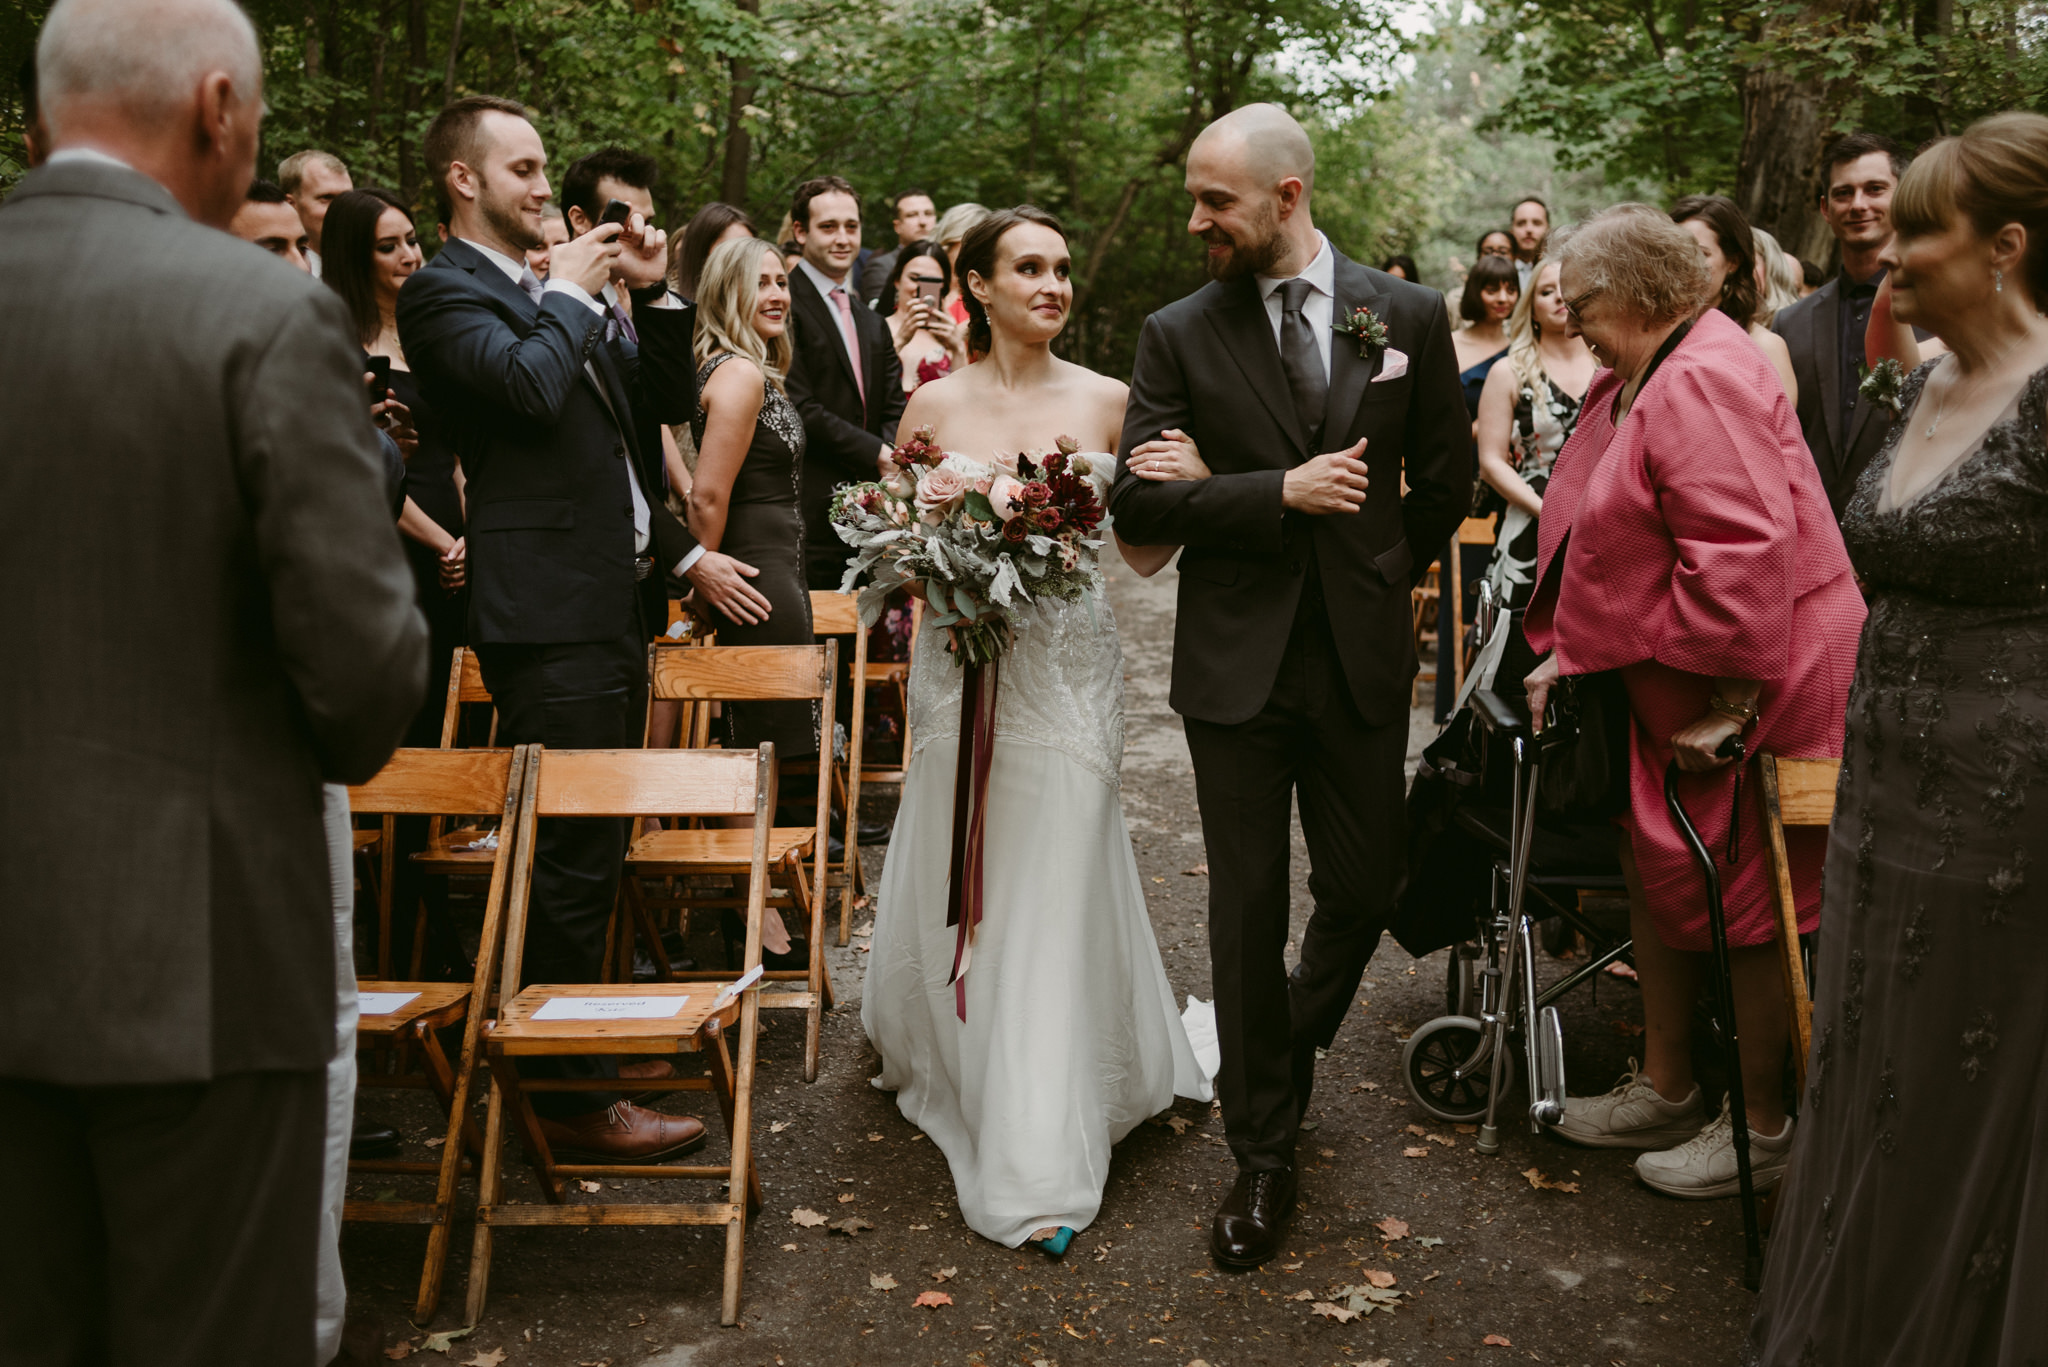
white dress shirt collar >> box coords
[458,236,531,283]
[1255,232,1334,304]
[797,255,856,303]
[45,147,135,172]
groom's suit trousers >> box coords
[1183,572,1407,1171]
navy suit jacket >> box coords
[397,239,699,645]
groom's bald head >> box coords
[1190,103,1316,200]
[1185,103,1319,281]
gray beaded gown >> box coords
[1746,362,2048,1364]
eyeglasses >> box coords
[1561,287,1601,323]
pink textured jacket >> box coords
[1524,309,1865,949]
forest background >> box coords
[3,0,2042,370]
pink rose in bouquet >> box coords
[986,474,1027,522]
[914,464,970,523]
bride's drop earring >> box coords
[1996,268,2005,294]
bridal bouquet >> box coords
[830,426,1106,668]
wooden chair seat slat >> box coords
[354,981,471,1034]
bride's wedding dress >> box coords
[861,456,1212,1248]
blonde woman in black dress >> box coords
[686,235,817,958]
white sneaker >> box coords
[1635,1104,1793,1199]
[1551,1060,1706,1149]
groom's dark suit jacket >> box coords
[1111,249,1472,727]
[396,238,700,645]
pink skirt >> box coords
[1616,581,1861,952]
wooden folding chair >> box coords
[1759,753,1837,1093]
[626,643,838,1080]
[804,589,869,946]
[1448,514,1496,699]
[345,745,527,1321]
[354,649,503,978]
[469,745,773,1326]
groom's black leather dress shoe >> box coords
[1211,1165,1297,1270]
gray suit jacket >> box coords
[0,161,427,1085]
[1772,278,1892,519]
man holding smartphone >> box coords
[399,99,764,1162]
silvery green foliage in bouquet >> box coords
[830,426,1107,668]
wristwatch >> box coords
[1708,692,1759,725]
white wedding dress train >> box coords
[861,534,1212,1248]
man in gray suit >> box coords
[0,1,426,1362]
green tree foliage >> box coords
[1484,0,2048,258]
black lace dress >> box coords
[692,354,817,762]
[1747,362,2048,1365]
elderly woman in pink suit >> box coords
[1521,205,1865,1199]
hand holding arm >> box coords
[682,359,777,625]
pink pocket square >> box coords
[1373,348,1409,382]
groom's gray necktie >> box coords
[1277,276,1327,453]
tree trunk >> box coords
[1735,0,1879,269]
[442,0,467,108]
[720,0,760,207]
[400,0,426,203]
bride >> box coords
[861,206,1214,1254]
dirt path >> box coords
[342,552,1753,1367]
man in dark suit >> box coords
[783,175,907,589]
[857,186,939,304]
[0,0,426,1359]
[1112,104,1471,1271]
[1772,132,1922,519]
[399,98,768,1162]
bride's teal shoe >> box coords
[1029,1226,1078,1258]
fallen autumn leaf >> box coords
[1363,1269,1396,1289]
[913,1290,952,1308]
[790,1207,828,1227]
[1311,1301,1361,1324]
[1484,1333,1513,1346]
[1374,1217,1409,1240]
[460,1351,507,1367]
[870,1273,898,1291]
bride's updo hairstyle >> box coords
[1893,111,2048,306]
[957,204,1068,355]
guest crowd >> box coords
[1,0,2042,1363]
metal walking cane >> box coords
[1664,735,1764,1291]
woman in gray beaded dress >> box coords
[1747,112,2048,1366]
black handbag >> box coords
[1537,669,1632,819]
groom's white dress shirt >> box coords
[1255,231,1335,378]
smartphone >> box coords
[365,354,393,403]
[915,279,944,306]
[598,198,633,231]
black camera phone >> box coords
[365,355,393,404]
[598,198,633,230]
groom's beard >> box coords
[1202,213,1285,282]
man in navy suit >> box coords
[399,97,769,1162]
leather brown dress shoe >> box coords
[618,1058,679,1103]
[1210,1165,1297,1270]
[538,1102,706,1163]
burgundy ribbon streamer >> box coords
[943,657,1000,1021]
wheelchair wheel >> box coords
[1443,942,1480,1018]
[1403,1015,1514,1124]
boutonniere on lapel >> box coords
[1858,357,1907,420]
[1333,303,1391,358]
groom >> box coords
[1112,104,1471,1268]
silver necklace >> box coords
[1924,330,2031,438]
